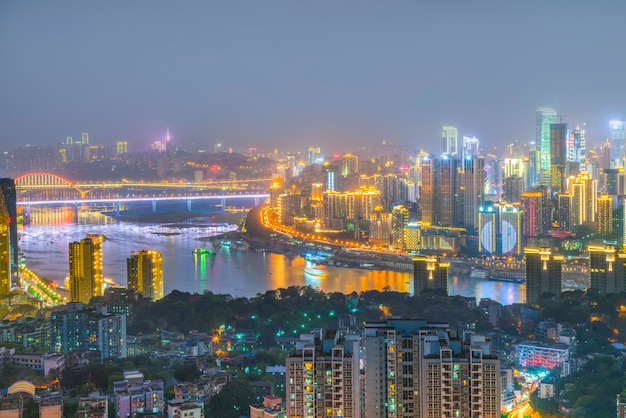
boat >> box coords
[489,276,525,284]
[193,246,215,257]
[304,260,326,277]
[469,268,491,279]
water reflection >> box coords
[19,205,526,305]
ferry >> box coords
[304,260,326,277]
[469,268,491,279]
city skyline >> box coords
[2,1,626,152]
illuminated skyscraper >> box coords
[569,173,597,225]
[462,135,480,161]
[341,154,359,177]
[525,248,563,305]
[0,178,17,286]
[521,192,543,237]
[438,156,463,227]
[499,204,523,256]
[81,132,89,145]
[536,107,557,183]
[568,125,586,165]
[0,193,10,296]
[503,176,523,203]
[413,255,449,295]
[597,194,613,237]
[69,235,103,304]
[588,244,626,295]
[549,123,569,194]
[557,193,572,230]
[127,250,163,301]
[463,156,485,230]
[116,141,128,155]
[609,120,626,163]
[391,205,409,249]
[442,125,459,155]
[478,203,497,254]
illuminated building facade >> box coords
[588,244,626,295]
[549,123,569,194]
[421,333,501,417]
[286,330,360,418]
[536,107,557,183]
[462,135,480,161]
[413,255,449,295]
[69,235,103,304]
[517,342,569,369]
[127,250,163,301]
[0,178,17,287]
[0,193,10,296]
[597,194,613,237]
[420,156,465,228]
[405,223,421,251]
[569,173,597,225]
[521,191,544,237]
[322,189,381,230]
[391,206,409,249]
[463,156,485,230]
[478,203,497,254]
[609,120,626,163]
[341,154,359,177]
[568,125,586,165]
[503,176,523,203]
[116,141,128,155]
[364,319,500,418]
[369,209,391,246]
[525,248,563,305]
[442,125,459,156]
[499,204,523,256]
[557,193,572,230]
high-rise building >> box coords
[413,255,449,295]
[569,173,597,225]
[421,332,501,417]
[588,244,626,295]
[478,203,497,254]
[69,235,103,304]
[557,193,572,231]
[364,319,500,418]
[503,176,523,203]
[438,156,463,227]
[50,302,127,360]
[116,141,128,155]
[609,120,626,164]
[549,123,569,194]
[525,247,563,305]
[462,135,480,161]
[391,205,409,249]
[0,193,11,296]
[521,191,543,237]
[499,204,523,256]
[442,125,459,156]
[341,154,359,177]
[127,250,163,301]
[81,132,89,145]
[307,147,321,165]
[568,125,586,165]
[536,107,557,183]
[420,156,436,225]
[0,178,17,287]
[463,156,485,230]
[286,330,360,418]
[597,194,613,237]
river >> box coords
[18,204,525,305]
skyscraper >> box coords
[413,255,449,295]
[0,193,11,296]
[597,194,613,237]
[462,135,480,161]
[536,107,557,184]
[391,205,409,249]
[549,123,569,194]
[463,156,485,230]
[525,247,563,305]
[69,235,103,304]
[126,250,163,301]
[609,120,626,163]
[588,244,626,295]
[442,125,459,156]
[568,125,586,165]
[0,178,17,287]
[286,330,360,418]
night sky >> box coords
[1,1,625,154]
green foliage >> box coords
[207,379,256,418]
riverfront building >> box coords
[413,255,449,296]
[69,234,104,304]
[285,330,360,418]
[588,244,626,295]
[127,250,163,301]
[0,192,11,296]
[0,178,17,287]
[525,248,563,305]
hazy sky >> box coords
[1,1,625,153]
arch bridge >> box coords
[14,172,272,202]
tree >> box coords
[207,379,256,418]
